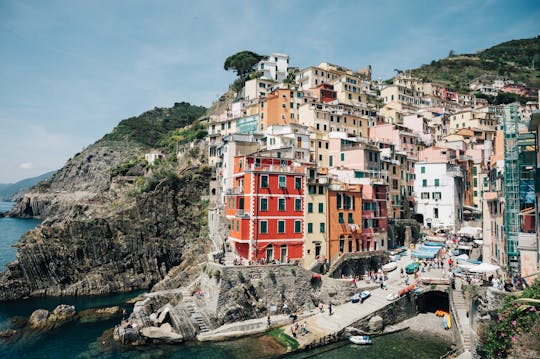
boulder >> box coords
[79,306,122,323]
[0,328,17,337]
[368,315,384,332]
[28,309,50,328]
[140,323,183,343]
[50,304,76,321]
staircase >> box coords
[450,282,474,352]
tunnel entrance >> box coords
[417,290,449,313]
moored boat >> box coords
[382,262,397,272]
[349,335,372,345]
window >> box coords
[348,213,354,224]
[340,152,344,161]
[260,221,268,234]
[294,220,302,233]
[337,193,342,209]
[308,203,313,213]
[392,179,398,190]
[278,176,286,188]
[339,235,345,252]
[434,178,440,187]
[320,222,325,233]
[278,198,286,211]
[318,203,324,213]
[295,177,302,190]
[295,198,302,211]
[260,198,268,211]
[307,223,313,233]
[433,192,442,200]
[434,208,439,219]
[318,185,324,195]
[308,185,315,194]
[422,179,427,187]
[421,166,425,174]
[421,192,429,199]
[338,212,344,223]
[473,178,478,187]
[261,175,268,188]
[329,155,333,167]
[278,220,285,233]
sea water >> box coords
[0,201,451,358]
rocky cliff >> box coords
[0,101,211,301]
[0,168,211,301]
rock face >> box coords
[28,309,50,328]
[0,168,211,301]
[368,315,384,332]
[79,306,122,323]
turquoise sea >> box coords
[0,201,451,358]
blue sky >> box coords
[0,0,539,182]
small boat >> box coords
[382,262,398,272]
[351,294,360,303]
[386,292,399,301]
[349,335,372,345]
[360,291,371,301]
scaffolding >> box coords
[503,104,520,273]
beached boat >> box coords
[351,294,360,303]
[382,262,398,272]
[349,335,372,345]
[386,292,399,301]
[360,291,371,301]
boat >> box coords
[351,294,360,303]
[386,292,399,301]
[349,335,372,345]
[382,262,397,272]
[360,291,371,301]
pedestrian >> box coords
[267,315,271,328]
[328,303,333,316]
[319,302,324,313]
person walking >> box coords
[328,302,333,316]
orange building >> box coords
[259,87,302,131]
[225,154,307,262]
[327,182,363,260]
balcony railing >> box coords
[236,209,250,218]
[248,164,305,174]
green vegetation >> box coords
[475,92,531,105]
[103,101,206,148]
[109,156,146,177]
[268,328,299,351]
[158,122,208,154]
[224,51,266,78]
[224,51,266,92]
[478,279,540,358]
[408,36,540,92]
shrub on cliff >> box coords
[478,279,540,358]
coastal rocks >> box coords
[368,315,384,332]
[28,305,76,329]
[0,169,212,301]
[50,304,76,322]
[28,309,50,328]
[0,329,17,338]
[79,306,122,323]
[140,323,183,343]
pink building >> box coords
[369,124,421,159]
[328,134,380,175]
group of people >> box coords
[290,321,309,338]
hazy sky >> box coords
[0,0,539,182]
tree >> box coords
[223,51,266,79]
[448,49,456,58]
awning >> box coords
[469,263,501,273]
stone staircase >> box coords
[451,284,474,352]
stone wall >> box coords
[204,263,356,326]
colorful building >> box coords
[226,154,307,262]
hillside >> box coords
[0,171,56,201]
[1,100,212,300]
[409,36,540,92]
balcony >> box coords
[236,209,250,219]
[248,164,305,174]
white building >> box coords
[256,53,289,82]
[414,162,464,231]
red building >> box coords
[226,154,307,262]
